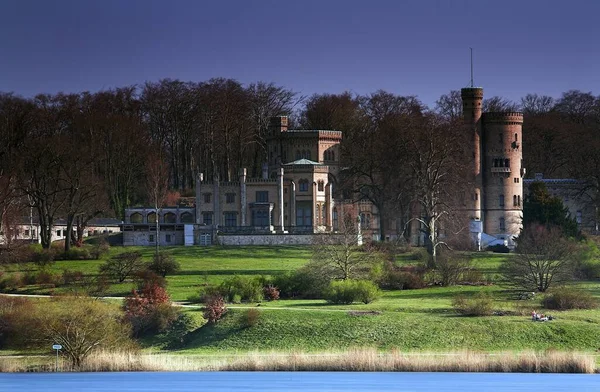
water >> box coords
[0,372,598,391]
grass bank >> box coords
[1,349,595,373]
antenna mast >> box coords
[470,47,474,87]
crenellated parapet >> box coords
[482,112,523,125]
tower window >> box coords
[499,218,506,231]
[499,194,505,208]
[504,159,510,167]
[513,195,518,207]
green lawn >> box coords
[1,245,599,355]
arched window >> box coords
[360,213,370,229]
[130,212,143,223]
[499,217,506,231]
[333,208,338,230]
[499,194,504,208]
[317,180,324,192]
[513,195,518,207]
[147,212,157,223]
[163,212,176,223]
[180,212,194,223]
[299,179,309,192]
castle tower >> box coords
[481,112,523,242]
[461,87,484,222]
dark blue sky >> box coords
[2,0,599,107]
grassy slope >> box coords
[2,245,599,354]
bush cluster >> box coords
[377,262,426,290]
[324,279,382,304]
[272,267,330,299]
[147,252,180,278]
[452,292,494,316]
[218,275,263,303]
[541,287,598,310]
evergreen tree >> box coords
[523,181,580,238]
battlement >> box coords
[482,112,523,124]
[461,87,484,99]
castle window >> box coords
[130,212,143,223]
[499,218,506,231]
[180,212,194,223]
[224,212,237,227]
[317,181,324,192]
[253,209,270,227]
[203,193,211,203]
[163,212,176,223]
[360,213,371,229]
[256,191,269,203]
[202,212,213,225]
[147,212,157,223]
[499,194,505,208]
[299,179,309,192]
[333,208,338,230]
[518,195,521,206]
[515,133,518,142]
[513,195,518,207]
[504,159,510,167]
[166,234,172,243]
[226,193,235,204]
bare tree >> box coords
[404,115,470,267]
[483,96,520,112]
[500,224,577,292]
[310,214,373,280]
[146,152,169,255]
[435,90,462,120]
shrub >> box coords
[461,268,486,285]
[62,269,85,285]
[100,251,144,283]
[162,312,198,347]
[35,270,59,285]
[541,287,598,310]
[452,292,494,316]
[0,273,24,291]
[123,282,175,336]
[242,308,261,328]
[218,275,263,303]
[31,249,55,267]
[263,285,280,301]
[203,295,227,324]
[273,267,330,299]
[378,262,426,290]
[148,252,180,278]
[324,279,382,304]
[90,237,110,260]
[60,247,92,261]
[435,253,472,286]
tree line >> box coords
[0,78,599,252]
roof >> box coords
[284,158,321,166]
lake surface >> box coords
[1,372,598,391]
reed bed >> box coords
[4,349,593,373]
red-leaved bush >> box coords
[203,295,227,324]
[263,285,280,301]
[123,282,176,336]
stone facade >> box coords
[462,88,524,247]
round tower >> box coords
[481,112,523,244]
[461,87,484,221]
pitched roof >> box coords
[284,158,321,166]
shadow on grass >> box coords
[176,269,290,276]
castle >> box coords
[122,86,524,247]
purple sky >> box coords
[2,0,599,107]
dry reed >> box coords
[1,349,595,373]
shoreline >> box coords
[1,349,596,374]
